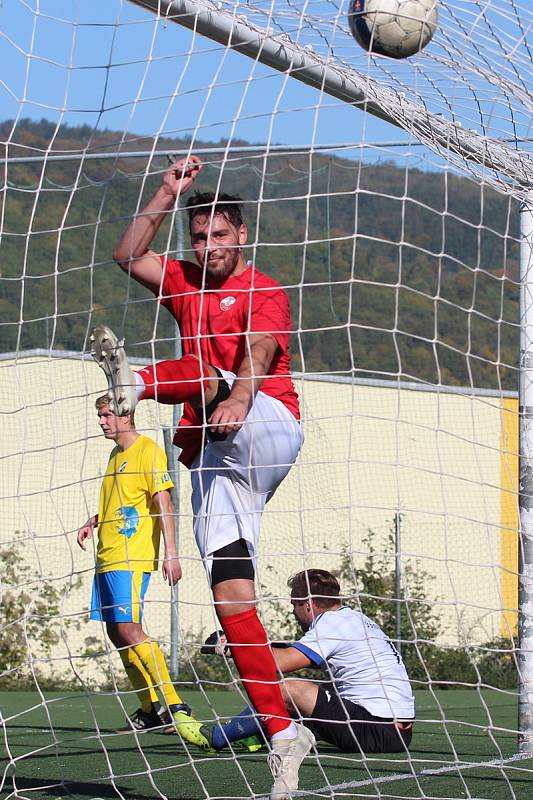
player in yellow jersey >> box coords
[77,395,204,745]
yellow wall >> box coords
[500,397,519,636]
[0,352,519,682]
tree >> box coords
[179,524,517,690]
[261,523,484,687]
[0,540,81,688]
[335,526,478,685]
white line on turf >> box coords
[255,751,532,798]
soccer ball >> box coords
[348,0,438,59]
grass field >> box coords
[1,688,531,800]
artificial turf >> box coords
[0,688,530,799]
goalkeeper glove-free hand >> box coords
[201,630,229,657]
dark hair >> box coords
[185,191,244,232]
[288,569,341,609]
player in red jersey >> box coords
[90,156,313,799]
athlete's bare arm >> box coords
[208,332,279,435]
[204,631,311,673]
[153,489,182,585]
[77,514,98,550]
[112,156,203,293]
[272,646,312,674]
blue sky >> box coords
[1,0,529,171]
[0,0,422,156]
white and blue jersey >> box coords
[293,606,415,720]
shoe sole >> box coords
[115,723,174,735]
[90,325,136,415]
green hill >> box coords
[0,119,519,390]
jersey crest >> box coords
[220,296,236,311]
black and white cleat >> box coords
[90,325,137,416]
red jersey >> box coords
[158,257,299,466]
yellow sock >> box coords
[133,640,184,709]
[119,647,158,714]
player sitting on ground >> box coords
[89,155,312,800]
[76,395,204,745]
[200,568,415,754]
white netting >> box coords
[129,0,533,192]
[0,0,532,798]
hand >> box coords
[162,554,182,585]
[201,630,229,657]
[208,396,249,435]
[162,155,202,200]
[77,521,94,551]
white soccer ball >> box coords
[348,0,438,59]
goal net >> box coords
[1,0,532,797]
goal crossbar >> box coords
[131,0,533,192]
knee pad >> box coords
[211,539,255,586]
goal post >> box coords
[519,198,533,753]
[130,0,533,191]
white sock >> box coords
[270,721,298,742]
[134,371,145,399]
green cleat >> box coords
[196,724,263,753]
[172,710,215,752]
[238,734,263,753]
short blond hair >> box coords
[95,393,111,410]
[95,394,135,426]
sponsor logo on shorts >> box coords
[118,605,130,615]
[325,689,332,703]
[220,296,236,311]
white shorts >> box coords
[190,369,303,577]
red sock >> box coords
[220,608,292,738]
[136,356,208,404]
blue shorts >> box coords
[90,571,151,623]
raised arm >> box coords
[112,156,203,293]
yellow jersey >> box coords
[96,434,174,573]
